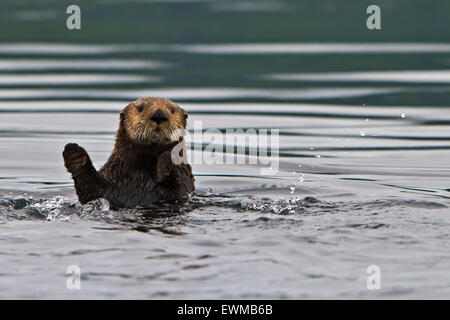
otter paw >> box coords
[63,143,89,175]
[156,150,174,182]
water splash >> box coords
[0,193,446,228]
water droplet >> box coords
[365,118,369,122]
[401,113,406,118]
[360,131,366,137]
[289,186,295,194]
[310,147,314,150]
[315,154,322,159]
[298,174,304,183]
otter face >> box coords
[120,97,188,145]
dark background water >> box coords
[0,0,449,299]
[1,0,450,106]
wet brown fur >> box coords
[63,97,195,209]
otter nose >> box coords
[150,109,168,124]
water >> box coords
[0,0,449,299]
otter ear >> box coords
[120,104,131,121]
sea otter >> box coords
[62,97,195,209]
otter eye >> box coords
[170,106,176,114]
[137,105,144,112]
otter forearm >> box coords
[156,150,174,183]
[63,143,111,204]
[171,164,195,194]
[72,166,111,204]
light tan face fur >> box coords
[120,97,187,145]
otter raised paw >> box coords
[62,97,195,209]
[156,150,175,183]
[63,143,90,176]
[63,143,111,205]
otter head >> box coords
[119,97,188,145]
